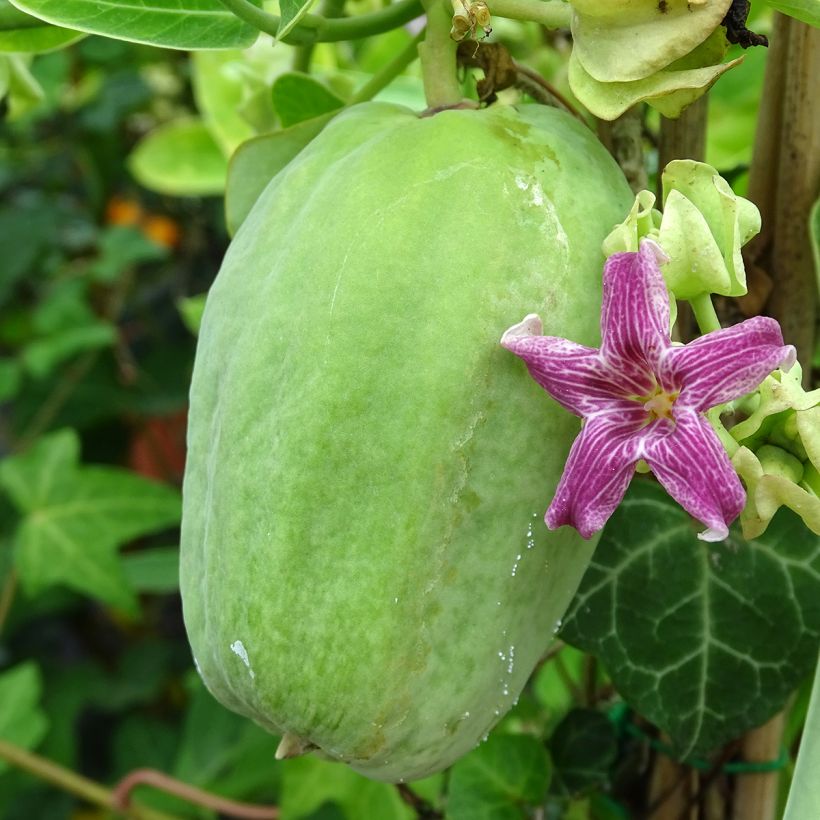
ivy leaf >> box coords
[561,481,820,760]
[278,0,318,41]
[0,663,49,773]
[549,709,617,796]
[279,755,412,820]
[6,0,262,50]
[121,546,179,593]
[173,673,281,799]
[0,429,181,613]
[446,733,551,820]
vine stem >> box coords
[689,292,722,335]
[217,0,568,45]
[217,0,423,44]
[490,0,570,29]
[350,28,425,104]
[418,0,461,108]
[113,769,279,819]
[0,741,174,820]
[0,741,282,820]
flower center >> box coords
[641,385,679,422]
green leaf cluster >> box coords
[0,429,181,612]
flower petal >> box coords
[501,314,623,417]
[546,408,647,539]
[661,316,796,411]
[600,241,672,377]
[643,410,745,541]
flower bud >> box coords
[756,445,804,484]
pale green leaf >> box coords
[446,733,551,820]
[278,0,318,40]
[561,481,820,760]
[0,429,181,612]
[4,52,43,117]
[177,293,208,336]
[0,663,49,773]
[784,652,820,820]
[763,0,820,26]
[0,0,83,52]
[7,0,261,50]
[225,112,332,235]
[272,72,345,129]
[128,118,227,197]
[191,50,256,156]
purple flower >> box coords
[502,241,796,542]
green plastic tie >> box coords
[611,710,788,774]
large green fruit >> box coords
[181,102,632,782]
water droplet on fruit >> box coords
[229,640,256,680]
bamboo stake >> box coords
[657,95,709,195]
[744,15,820,372]
[731,711,787,820]
[596,106,648,194]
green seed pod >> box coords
[181,102,632,782]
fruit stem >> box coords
[216,0,424,45]
[418,0,462,108]
[350,28,425,104]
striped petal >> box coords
[661,316,796,411]
[501,314,623,417]
[546,407,648,539]
[644,410,745,541]
[600,240,671,379]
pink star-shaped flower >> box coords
[501,241,796,542]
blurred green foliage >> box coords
[0,5,816,820]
